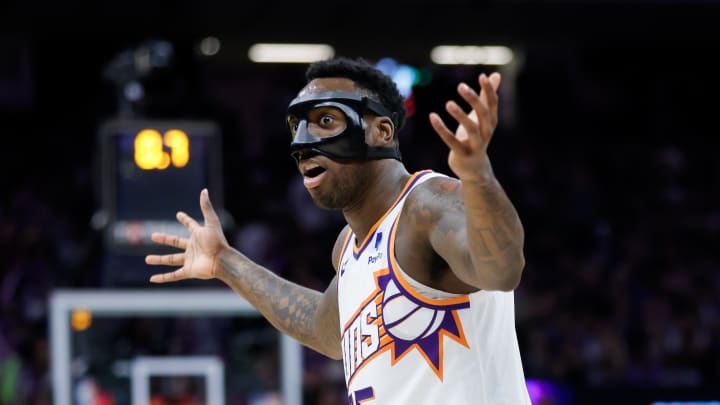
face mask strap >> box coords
[361,97,399,129]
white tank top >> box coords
[336,170,531,405]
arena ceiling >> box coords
[3,0,719,64]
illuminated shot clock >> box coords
[98,119,230,254]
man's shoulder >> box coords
[408,171,462,205]
[330,224,352,271]
[401,172,463,228]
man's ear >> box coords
[367,116,395,146]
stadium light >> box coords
[430,46,514,66]
[248,43,335,63]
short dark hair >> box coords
[305,56,407,133]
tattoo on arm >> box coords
[219,252,339,357]
[250,273,322,341]
[410,177,524,288]
[458,178,525,286]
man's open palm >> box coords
[145,189,228,283]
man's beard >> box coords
[308,163,373,211]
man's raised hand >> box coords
[145,188,228,283]
[429,72,502,183]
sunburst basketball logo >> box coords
[377,270,470,379]
[340,268,470,385]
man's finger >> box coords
[457,82,482,111]
[149,268,188,283]
[200,189,222,228]
[429,113,468,152]
[488,72,502,91]
[176,211,201,233]
[456,82,493,143]
[150,232,188,250]
[445,101,483,145]
[479,74,500,128]
[145,253,185,266]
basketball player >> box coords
[146,57,531,404]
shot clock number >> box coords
[134,128,190,170]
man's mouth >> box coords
[301,162,328,189]
[304,166,326,178]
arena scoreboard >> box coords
[98,119,227,254]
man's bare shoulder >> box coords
[403,175,464,223]
[331,224,351,272]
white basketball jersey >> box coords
[337,170,531,405]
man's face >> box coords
[294,78,376,210]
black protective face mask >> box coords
[287,91,402,163]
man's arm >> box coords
[146,189,342,359]
[427,72,525,291]
[422,176,525,292]
[218,254,341,359]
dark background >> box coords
[1,1,719,404]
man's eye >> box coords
[320,115,334,125]
[287,117,299,132]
